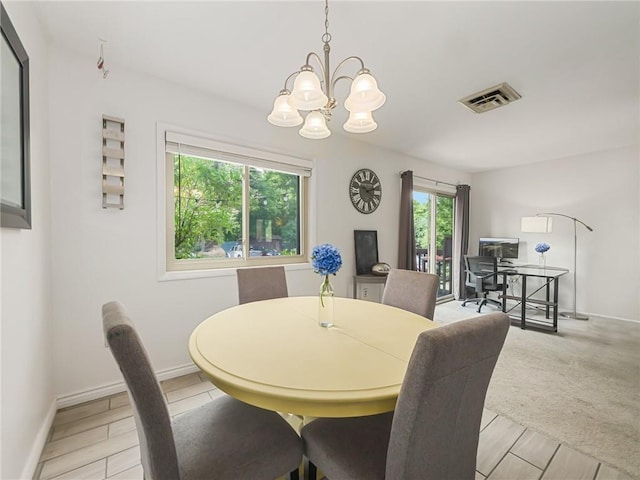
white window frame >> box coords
[156,123,314,281]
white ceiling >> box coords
[33,1,639,173]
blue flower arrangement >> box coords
[535,242,550,254]
[312,244,343,276]
[312,244,342,310]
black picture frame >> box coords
[1,2,31,229]
[354,230,379,275]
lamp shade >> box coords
[289,70,328,111]
[299,111,331,139]
[521,216,553,233]
[343,110,377,133]
[344,73,386,112]
[267,93,303,127]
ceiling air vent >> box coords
[458,82,521,113]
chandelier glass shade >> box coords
[343,111,377,133]
[344,73,386,112]
[267,94,303,127]
[268,0,385,139]
[300,111,331,139]
[289,70,329,111]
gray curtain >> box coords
[398,171,416,270]
[454,184,470,299]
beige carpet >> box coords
[434,301,640,479]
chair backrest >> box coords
[381,269,440,319]
[236,266,289,304]
[102,301,180,480]
[386,312,510,480]
[464,255,501,290]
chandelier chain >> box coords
[322,0,331,44]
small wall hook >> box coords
[97,39,109,79]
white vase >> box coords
[318,275,335,328]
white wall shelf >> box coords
[102,115,125,209]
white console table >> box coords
[353,274,387,302]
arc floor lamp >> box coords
[533,213,594,320]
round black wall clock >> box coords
[349,168,382,214]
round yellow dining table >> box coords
[188,296,437,418]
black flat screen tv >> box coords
[478,237,519,261]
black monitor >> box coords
[478,237,519,262]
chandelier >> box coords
[267,0,386,139]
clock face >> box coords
[349,168,382,214]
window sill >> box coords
[158,262,313,282]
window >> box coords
[161,129,311,275]
[413,186,455,299]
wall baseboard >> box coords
[21,365,199,478]
[587,312,639,323]
[56,363,199,409]
[21,398,57,480]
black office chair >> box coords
[462,255,504,312]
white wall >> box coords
[469,146,639,321]
[48,46,470,400]
[0,2,54,478]
[3,18,634,476]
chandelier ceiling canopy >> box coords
[268,0,386,139]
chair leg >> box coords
[306,460,317,480]
[477,298,488,313]
[463,297,480,308]
[462,298,475,307]
[290,466,300,480]
[487,298,503,309]
[478,295,503,312]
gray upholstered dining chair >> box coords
[381,269,440,319]
[301,312,510,480]
[236,266,289,304]
[102,301,303,480]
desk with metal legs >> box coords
[499,265,569,332]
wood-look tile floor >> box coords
[34,372,633,480]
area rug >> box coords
[434,301,640,479]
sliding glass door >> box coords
[413,190,455,299]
